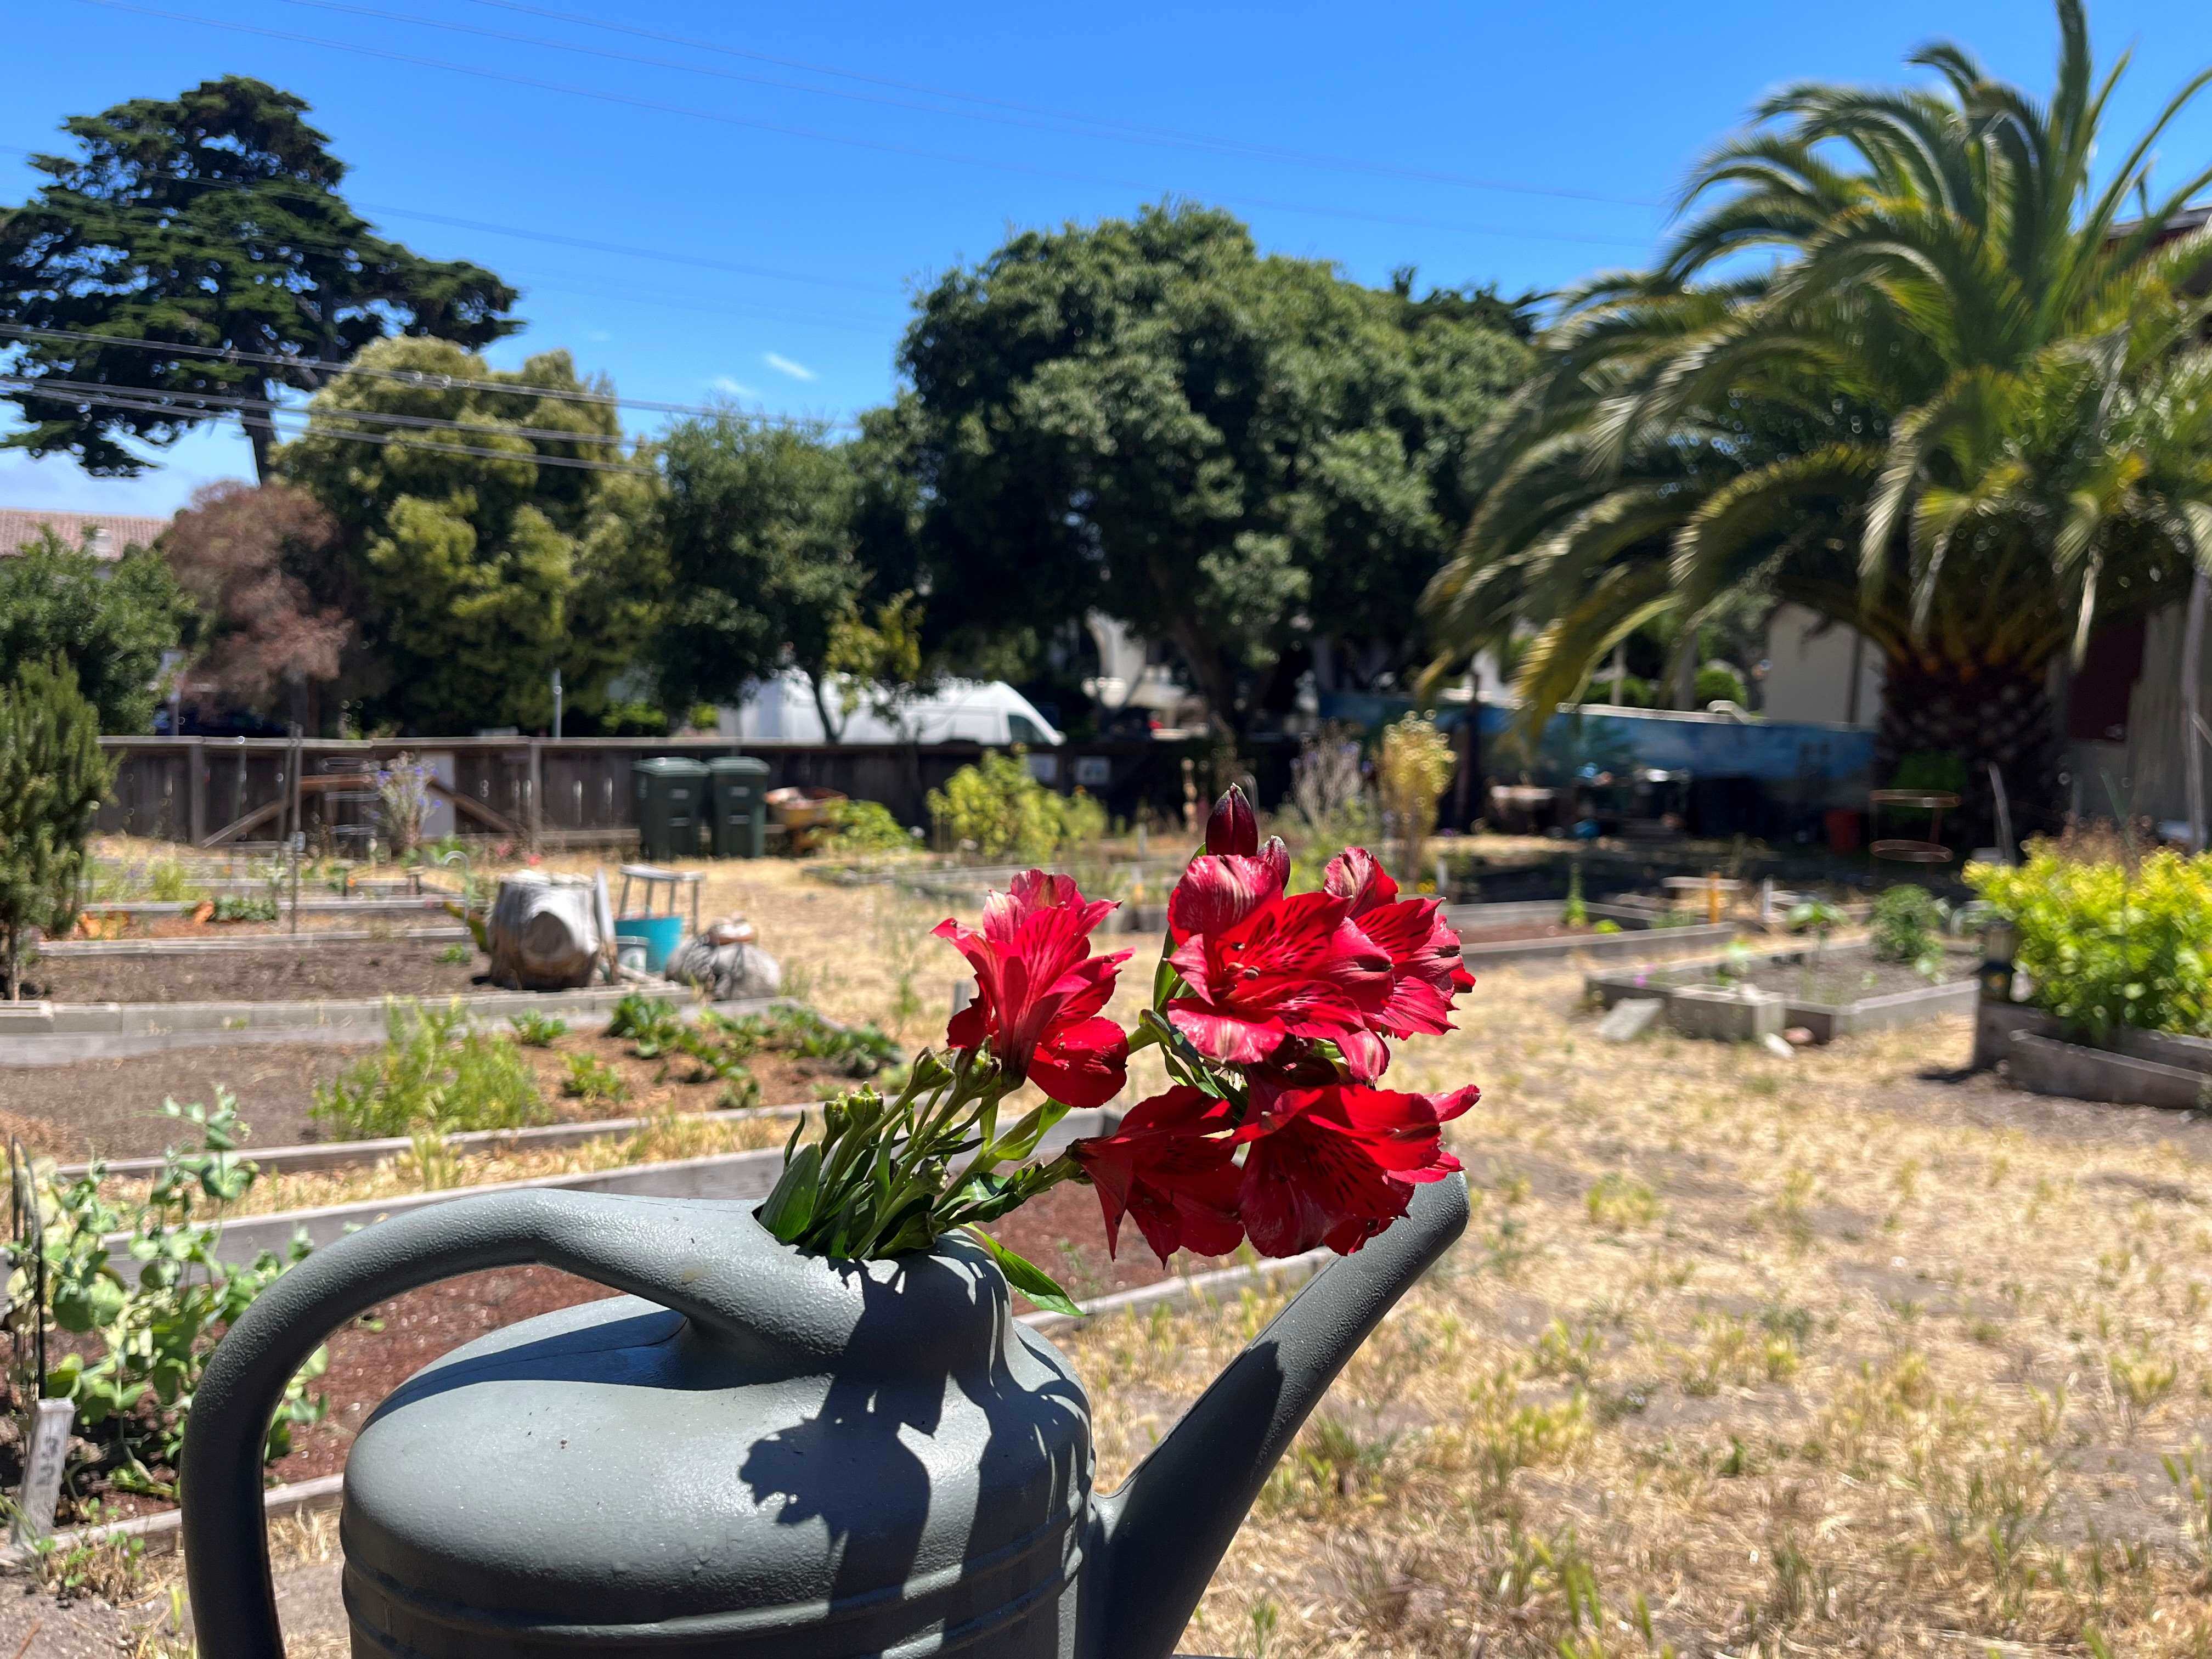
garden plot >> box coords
[19,936,486,1006]
[1446,899,1735,967]
[1,997,893,1161]
[1586,941,1979,1042]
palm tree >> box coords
[1424,0,2212,834]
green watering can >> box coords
[181,1176,1466,1656]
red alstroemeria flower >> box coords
[1069,1086,1245,1263]
[934,871,1132,1108]
[1205,785,1259,857]
[1235,1081,1482,1256]
[1163,874,1390,1068]
[1324,849,1477,1042]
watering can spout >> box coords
[1083,1175,1469,1659]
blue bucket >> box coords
[614,913,686,973]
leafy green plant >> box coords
[145,859,204,905]
[927,749,1100,863]
[8,1092,324,1494]
[562,1053,629,1105]
[209,892,279,924]
[607,992,684,1056]
[1870,885,1951,979]
[1787,898,1847,991]
[509,1011,568,1047]
[313,1000,549,1138]
[714,1003,900,1077]
[1972,847,2212,1042]
[821,798,915,855]
[436,941,471,964]
[1563,861,1588,929]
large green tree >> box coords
[1424,1,2212,832]
[656,412,871,735]
[277,337,665,732]
[1,77,517,481]
[0,528,190,732]
[900,205,1529,736]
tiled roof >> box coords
[0,507,173,560]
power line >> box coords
[71,0,1657,251]
[0,378,662,472]
[299,0,1661,210]
[456,0,1661,208]
[0,324,858,428]
[0,139,907,300]
[2,373,640,446]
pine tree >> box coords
[0,661,113,1000]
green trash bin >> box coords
[631,757,709,862]
[707,756,771,859]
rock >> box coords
[1783,1026,1816,1047]
[1760,1032,1795,1060]
[665,935,783,1000]
[1598,997,1664,1042]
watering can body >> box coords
[180,1177,1467,1658]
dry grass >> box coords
[63,843,2212,1655]
[1058,966,2212,1658]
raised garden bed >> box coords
[1447,900,1736,967]
[1587,943,1978,1042]
[4,1014,868,1160]
[19,937,486,1006]
[1984,1000,2212,1109]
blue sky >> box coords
[6,0,2212,517]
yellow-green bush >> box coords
[1971,846,2212,1042]
[927,749,1105,862]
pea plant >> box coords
[8,1093,323,1498]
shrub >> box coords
[1870,885,1949,975]
[927,749,1099,862]
[1694,663,1749,706]
[562,1053,628,1104]
[0,659,113,998]
[821,798,913,855]
[509,1011,568,1046]
[1971,846,2212,1042]
[11,1091,324,1494]
[210,892,279,924]
[1378,714,1455,883]
[374,753,432,856]
[313,1000,548,1137]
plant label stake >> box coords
[11,1399,75,1546]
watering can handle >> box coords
[179,1189,759,1659]
[1087,1173,1470,1659]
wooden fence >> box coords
[93,735,1278,850]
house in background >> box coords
[0,506,172,562]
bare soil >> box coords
[0,1032,864,1162]
[1452,919,1599,944]
[1706,947,1976,1005]
[21,939,486,1005]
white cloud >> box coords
[585,329,612,343]
[712,376,758,398]
[764,352,818,382]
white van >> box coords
[718,671,1063,747]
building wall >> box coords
[2121,600,2211,831]
[1760,605,1883,727]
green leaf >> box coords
[963,1225,1082,1317]
[987,1100,1070,1164]
[756,1143,822,1244]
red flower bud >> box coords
[1204,785,1258,857]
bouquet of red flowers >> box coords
[757,787,1479,1311]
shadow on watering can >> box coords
[178,1178,1465,1658]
